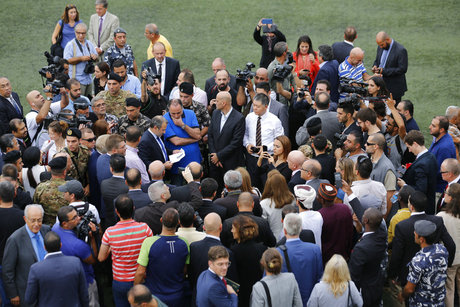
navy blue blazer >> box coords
[25,253,89,307]
[96,154,112,185]
[0,92,24,135]
[332,41,354,64]
[196,269,238,307]
[127,189,151,210]
[288,171,305,193]
[373,40,408,99]
[311,60,340,102]
[88,150,101,212]
[141,180,176,193]
[141,57,180,98]
[138,129,172,169]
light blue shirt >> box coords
[25,225,45,261]
[380,39,394,68]
[104,74,141,98]
[64,38,98,85]
[63,95,92,112]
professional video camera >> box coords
[39,51,63,78]
[272,52,294,81]
[76,211,99,244]
[339,77,368,96]
[235,62,256,87]
[145,67,161,85]
[334,132,348,148]
[338,93,361,111]
[43,111,91,130]
[44,79,66,95]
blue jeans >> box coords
[0,265,12,307]
[112,280,133,307]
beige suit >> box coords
[87,11,119,53]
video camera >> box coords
[235,62,256,87]
[334,132,348,148]
[297,74,311,99]
[145,67,161,85]
[44,79,66,95]
[339,77,368,96]
[39,51,64,78]
[76,211,99,244]
[338,93,362,112]
[43,111,91,130]
[272,52,294,81]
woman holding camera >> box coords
[93,62,110,96]
[293,35,320,89]
[51,5,82,55]
[257,135,292,187]
[250,248,303,307]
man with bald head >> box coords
[287,150,307,192]
[372,31,408,102]
[145,23,173,59]
[208,91,245,190]
[169,162,203,210]
[301,159,330,210]
[338,47,374,83]
[204,58,237,93]
[141,42,180,97]
[0,77,25,136]
[236,67,276,112]
[207,69,239,112]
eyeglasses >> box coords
[214,261,231,267]
[366,142,376,146]
[27,218,43,224]
[440,171,449,174]
[300,168,310,172]
[83,137,96,142]
[76,32,86,35]
[94,103,106,108]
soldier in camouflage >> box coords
[33,156,69,225]
[61,128,91,195]
[104,27,138,77]
[95,72,136,117]
[118,97,151,135]
[179,82,210,142]
[298,117,333,159]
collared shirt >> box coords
[148,129,168,161]
[411,211,425,216]
[126,145,150,183]
[104,43,136,75]
[44,251,62,259]
[155,59,166,95]
[449,175,460,186]
[64,39,98,85]
[380,39,394,68]
[338,56,367,82]
[388,208,410,243]
[343,40,354,46]
[206,234,221,241]
[220,107,233,132]
[416,148,428,160]
[243,110,284,155]
[25,226,44,261]
[170,85,208,107]
[351,178,387,215]
[361,231,374,238]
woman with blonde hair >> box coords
[308,254,363,306]
[236,167,261,197]
[250,248,302,307]
[335,157,355,203]
[260,171,296,240]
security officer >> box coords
[117,97,151,135]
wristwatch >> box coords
[181,124,186,129]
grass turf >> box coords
[1,0,459,142]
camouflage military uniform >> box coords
[61,145,91,186]
[104,44,136,75]
[184,100,211,130]
[33,178,68,225]
[298,138,333,159]
[95,89,137,117]
[117,113,151,135]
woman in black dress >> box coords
[257,135,292,189]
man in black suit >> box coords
[287,150,307,192]
[332,26,357,64]
[388,191,455,288]
[208,91,245,191]
[3,205,50,307]
[349,208,387,307]
[311,45,340,103]
[220,192,275,248]
[0,77,24,136]
[126,168,151,210]
[9,119,29,153]
[100,154,129,228]
[189,213,237,298]
[301,159,330,211]
[214,170,262,219]
[138,115,174,171]
[197,178,227,221]
[372,31,408,103]
[397,130,438,214]
[204,58,237,92]
[141,160,176,193]
[312,135,335,184]
[169,162,203,210]
[134,180,180,235]
[141,42,180,98]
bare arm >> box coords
[97,244,111,262]
[168,136,198,146]
[184,125,201,140]
[134,265,147,285]
[51,22,61,44]
[133,59,139,77]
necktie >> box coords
[267,36,273,52]
[34,234,46,261]
[158,63,163,79]
[256,116,262,146]
[222,277,228,287]
[380,50,389,68]
[9,97,21,115]
[157,135,168,161]
[98,17,103,47]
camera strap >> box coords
[29,110,43,144]
[278,244,292,272]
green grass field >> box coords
[1,0,459,144]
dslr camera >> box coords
[83,60,95,74]
[235,62,256,87]
[272,52,294,81]
[76,211,99,243]
[334,132,348,148]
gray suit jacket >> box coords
[2,225,50,306]
[296,110,341,147]
[87,12,120,52]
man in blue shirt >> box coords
[52,206,99,306]
[111,59,141,98]
[163,99,202,185]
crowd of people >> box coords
[0,0,459,306]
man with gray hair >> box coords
[144,23,173,59]
[88,0,120,59]
[63,23,98,97]
[134,180,179,235]
[438,158,460,209]
[90,96,118,132]
[214,170,262,219]
[277,213,323,306]
[3,204,50,306]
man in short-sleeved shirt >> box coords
[135,208,189,307]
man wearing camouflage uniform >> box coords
[104,27,138,77]
[95,73,136,117]
[118,97,151,135]
[33,156,69,225]
[61,128,91,196]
